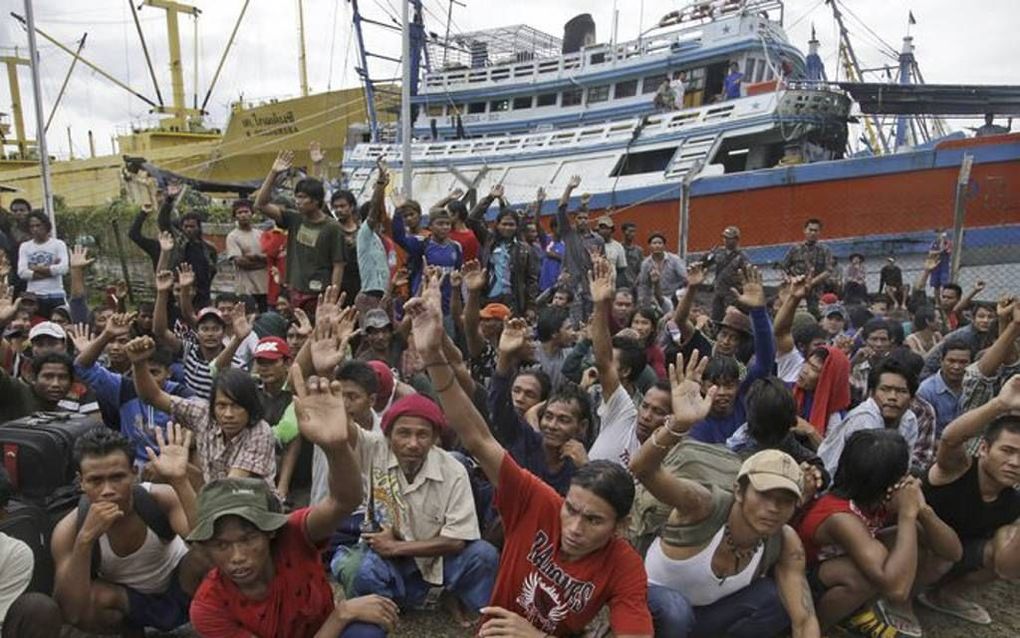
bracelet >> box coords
[651,428,672,450]
[664,416,689,438]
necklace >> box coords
[718,524,763,586]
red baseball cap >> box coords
[254,336,290,361]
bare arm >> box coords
[775,528,821,638]
[127,337,174,414]
[936,377,1019,475]
[152,272,182,352]
[254,151,293,222]
[590,256,622,398]
[461,260,487,358]
[212,304,252,372]
[976,307,1019,377]
[442,329,475,397]
[292,365,364,544]
[407,269,506,487]
[629,351,717,523]
[952,281,985,316]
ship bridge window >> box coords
[587,85,610,104]
[562,89,584,107]
[536,93,558,107]
[614,79,638,99]
[513,96,534,110]
[642,74,668,94]
[425,104,444,117]
[610,147,678,176]
[468,102,486,114]
[490,99,510,112]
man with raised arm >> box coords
[404,268,653,637]
[188,366,399,637]
[255,150,347,315]
[631,351,821,638]
[919,375,1020,626]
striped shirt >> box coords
[183,337,215,401]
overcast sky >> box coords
[1,0,1016,160]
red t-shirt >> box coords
[795,494,886,565]
[189,508,334,638]
[449,227,481,264]
[488,453,652,637]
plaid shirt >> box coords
[960,359,1020,453]
[169,395,276,486]
[910,396,937,474]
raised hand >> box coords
[449,187,464,200]
[588,255,615,304]
[404,275,445,360]
[0,285,23,326]
[786,273,811,301]
[461,259,487,293]
[448,269,463,288]
[669,350,716,429]
[375,157,390,185]
[292,307,313,338]
[159,231,175,253]
[731,265,766,308]
[922,250,940,273]
[291,364,348,450]
[686,261,706,287]
[309,140,325,164]
[310,316,348,377]
[272,150,294,174]
[67,323,94,353]
[231,303,252,339]
[579,192,591,206]
[498,317,530,358]
[315,285,345,326]
[566,175,581,190]
[125,335,156,364]
[105,312,136,339]
[144,422,193,483]
[489,183,505,199]
[975,280,987,292]
[177,263,195,289]
[69,245,95,269]
[334,305,360,347]
[154,270,174,293]
[996,374,1020,412]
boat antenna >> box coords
[297,0,310,97]
[201,0,250,112]
[127,0,165,107]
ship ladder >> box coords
[664,133,721,179]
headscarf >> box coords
[793,345,850,436]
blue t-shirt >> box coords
[724,71,743,99]
[539,239,565,291]
[490,242,512,297]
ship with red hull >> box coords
[341,0,1020,286]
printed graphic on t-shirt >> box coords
[26,248,58,267]
[295,224,321,248]
[516,530,596,633]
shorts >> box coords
[945,537,989,580]
[124,565,191,632]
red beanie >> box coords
[367,360,395,404]
[380,395,447,435]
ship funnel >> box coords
[562,14,596,54]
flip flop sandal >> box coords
[876,598,923,637]
[840,605,903,638]
[917,592,992,625]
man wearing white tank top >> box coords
[629,351,821,638]
[50,425,209,635]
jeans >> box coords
[647,577,790,638]
[340,622,387,638]
[347,540,498,612]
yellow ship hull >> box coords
[0,87,376,207]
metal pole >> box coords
[297,0,309,97]
[45,33,87,133]
[66,126,73,159]
[949,153,973,281]
[24,0,55,226]
[127,0,164,106]
[401,0,413,197]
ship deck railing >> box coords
[349,99,761,164]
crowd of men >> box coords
[0,147,1017,638]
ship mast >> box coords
[297,0,310,97]
[826,0,890,154]
[142,0,203,130]
[0,51,30,159]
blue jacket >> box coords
[76,363,195,465]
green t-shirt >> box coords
[280,209,347,294]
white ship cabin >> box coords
[411,0,804,140]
